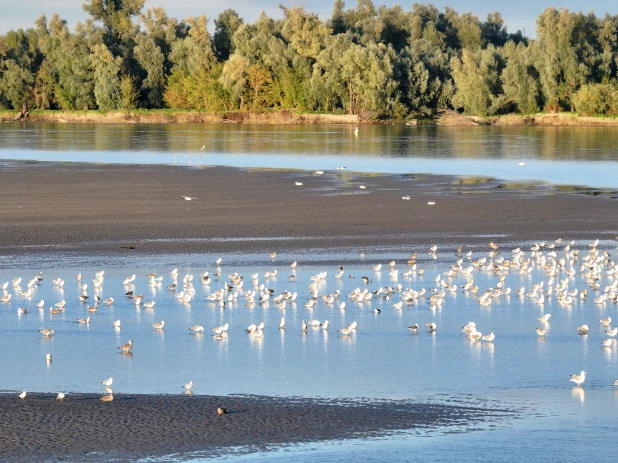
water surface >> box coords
[1,242,617,460]
[1,123,617,188]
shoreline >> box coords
[3,109,618,127]
[0,392,513,462]
[0,161,616,261]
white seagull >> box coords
[569,371,586,386]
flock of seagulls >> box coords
[5,236,618,400]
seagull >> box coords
[18,391,26,400]
[338,327,352,335]
[481,332,495,342]
[408,324,419,332]
[359,185,366,189]
[279,317,285,329]
[426,322,437,332]
[427,201,436,205]
[602,339,614,347]
[518,162,527,166]
[77,317,91,324]
[577,325,589,334]
[118,340,133,352]
[183,381,194,390]
[56,392,65,401]
[189,325,205,332]
[606,327,618,337]
[294,182,303,186]
[102,377,113,387]
[113,320,121,328]
[38,328,54,336]
[535,327,547,336]
[46,353,52,362]
[401,196,410,200]
[211,323,229,334]
[538,314,551,323]
[152,320,165,330]
[599,317,612,326]
[569,371,586,386]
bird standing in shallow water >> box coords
[570,371,586,386]
[118,340,133,352]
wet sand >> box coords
[0,162,616,262]
[0,393,512,462]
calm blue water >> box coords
[1,241,617,461]
[1,123,617,188]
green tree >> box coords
[330,0,347,34]
[213,9,243,61]
[451,46,504,115]
[219,54,250,109]
[281,6,329,60]
[501,41,539,113]
[0,59,34,108]
[134,34,165,107]
[170,15,216,75]
[91,43,121,110]
[118,74,139,109]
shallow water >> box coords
[1,123,618,188]
[1,240,617,460]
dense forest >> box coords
[1,1,618,118]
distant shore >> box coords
[0,393,510,462]
[2,109,618,127]
[0,162,616,263]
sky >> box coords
[1,0,617,39]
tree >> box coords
[330,0,346,34]
[482,12,509,47]
[118,74,139,109]
[533,8,584,111]
[213,9,243,61]
[169,15,216,75]
[247,64,273,109]
[0,59,34,108]
[281,6,329,60]
[219,54,250,109]
[37,14,95,110]
[399,39,453,116]
[82,0,144,42]
[451,46,504,116]
[134,34,165,107]
[501,41,539,113]
[91,43,121,110]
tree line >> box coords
[1,1,618,118]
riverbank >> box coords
[0,162,616,261]
[4,109,618,126]
[438,111,618,127]
[0,393,509,462]
[0,109,361,125]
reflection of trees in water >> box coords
[2,124,618,163]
